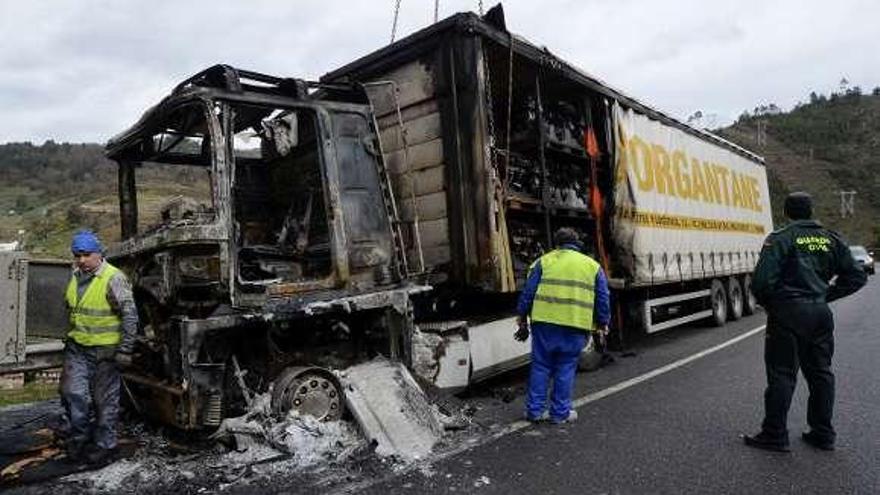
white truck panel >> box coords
[612,104,773,285]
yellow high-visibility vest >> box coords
[65,263,122,346]
[530,249,600,331]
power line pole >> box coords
[756,120,767,147]
[835,190,857,218]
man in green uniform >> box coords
[743,192,866,452]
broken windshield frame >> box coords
[115,100,223,244]
[225,100,335,289]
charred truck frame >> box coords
[107,67,425,429]
[106,6,771,431]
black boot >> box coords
[65,440,87,463]
[742,432,790,452]
[801,431,835,451]
[85,446,118,466]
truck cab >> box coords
[106,65,416,429]
[107,65,404,316]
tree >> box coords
[809,91,820,104]
[873,87,880,96]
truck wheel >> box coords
[726,277,743,321]
[741,275,758,315]
[271,366,344,421]
[709,279,727,327]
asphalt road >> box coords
[349,274,880,495]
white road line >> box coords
[572,324,767,408]
[332,324,766,494]
[493,323,767,438]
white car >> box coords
[850,245,875,275]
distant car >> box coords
[849,245,875,275]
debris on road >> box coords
[341,356,443,461]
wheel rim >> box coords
[731,286,743,315]
[714,290,726,320]
[272,368,343,421]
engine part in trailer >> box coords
[341,356,441,460]
[270,367,343,421]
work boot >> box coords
[742,432,790,453]
[801,431,835,451]
[551,409,578,425]
[85,446,118,466]
[524,411,549,423]
[65,440,87,463]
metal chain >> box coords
[434,0,439,23]
[503,35,514,194]
[390,0,402,43]
[478,0,484,15]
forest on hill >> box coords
[1,87,878,258]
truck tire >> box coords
[741,275,758,315]
[726,277,743,321]
[271,366,344,421]
[709,279,727,327]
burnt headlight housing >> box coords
[177,255,221,282]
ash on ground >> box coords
[56,393,369,494]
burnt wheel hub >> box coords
[271,367,343,421]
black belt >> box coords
[782,296,826,304]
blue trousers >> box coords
[60,341,121,450]
[525,322,588,421]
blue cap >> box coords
[71,230,103,254]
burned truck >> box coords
[106,67,427,429]
[106,6,771,431]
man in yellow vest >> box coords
[515,228,610,423]
[59,230,138,465]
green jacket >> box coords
[752,220,866,307]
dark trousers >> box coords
[59,341,121,450]
[761,302,835,443]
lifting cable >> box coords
[390,0,402,43]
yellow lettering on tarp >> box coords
[747,176,762,212]
[704,162,721,204]
[616,209,766,234]
[690,158,708,202]
[672,151,692,199]
[651,144,677,197]
[615,125,629,185]
[731,172,744,209]
[617,133,766,214]
[714,165,731,205]
[630,136,654,192]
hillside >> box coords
[717,91,880,246]
[1,92,879,257]
[0,142,201,257]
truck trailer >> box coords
[104,5,772,431]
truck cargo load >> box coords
[323,4,771,333]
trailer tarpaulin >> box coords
[611,103,773,285]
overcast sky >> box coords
[1,0,878,144]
